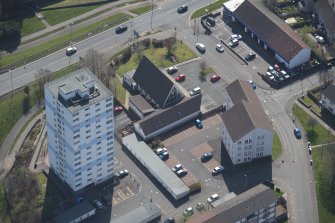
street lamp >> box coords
[150,0,154,30]
[244,174,247,188]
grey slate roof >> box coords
[223,80,272,142]
[54,201,95,223]
[322,83,335,104]
[133,56,174,108]
[226,80,260,106]
[138,94,201,136]
[129,95,155,115]
[111,202,161,223]
[188,184,277,223]
[233,0,308,62]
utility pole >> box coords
[150,0,154,30]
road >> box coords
[0,0,321,222]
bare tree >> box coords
[35,69,51,101]
[82,49,111,87]
[199,60,207,75]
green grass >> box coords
[0,13,132,69]
[43,0,106,8]
[115,0,147,8]
[130,5,153,15]
[116,41,197,75]
[0,184,11,223]
[301,95,314,107]
[313,147,335,223]
[272,132,282,160]
[111,77,126,104]
[293,104,335,145]
[20,16,45,37]
[191,0,228,19]
[0,63,80,155]
[202,66,214,75]
[41,4,101,25]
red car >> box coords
[274,64,280,72]
[175,74,186,82]
[210,74,221,82]
[114,106,123,113]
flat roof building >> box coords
[122,133,190,200]
[45,68,115,192]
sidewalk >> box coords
[0,106,43,181]
[8,0,151,54]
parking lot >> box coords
[168,61,228,112]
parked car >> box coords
[194,119,203,129]
[216,44,224,53]
[315,35,324,43]
[196,43,206,52]
[207,194,219,203]
[115,25,128,33]
[183,207,194,216]
[114,106,124,113]
[294,128,301,139]
[159,151,169,161]
[201,152,213,162]
[177,5,188,13]
[310,159,313,166]
[66,46,77,55]
[211,165,224,175]
[196,202,205,211]
[206,16,215,26]
[308,146,312,154]
[210,74,221,82]
[118,169,129,178]
[176,169,187,177]
[172,164,182,173]
[230,34,242,41]
[167,66,178,74]
[247,80,256,89]
[189,87,201,96]
[244,52,256,61]
[101,194,112,207]
[93,200,104,210]
[228,39,239,47]
[175,73,186,82]
[274,64,281,72]
[156,147,167,155]
[164,217,175,223]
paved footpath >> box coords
[0,105,43,181]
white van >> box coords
[189,87,201,96]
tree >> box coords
[199,60,207,76]
[82,49,110,86]
[35,69,51,102]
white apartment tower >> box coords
[45,68,115,192]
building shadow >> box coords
[218,141,273,195]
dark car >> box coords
[194,119,203,129]
[206,16,215,27]
[294,128,301,139]
[245,52,256,61]
[159,151,169,161]
[164,217,175,223]
[177,5,188,13]
[201,152,213,162]
[115,25,128,34]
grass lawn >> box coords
[191,0,228,19]
[0,63,80,155]
[201,66,215,75]
[130,5,153,15]
[115,0,147,8]
[41,4,101,26]
[293,104,335,145]
[0,13,132,69]
[301,95,314,107]
[313,147,335,223]
[293,103,335,222]
[19,16,45,37]
[43,0,106,8]
[272,132,282,160]
[111,77,126,104]
[116,40,197,75]
[0,184,11,223]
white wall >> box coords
[322,95,335,116]
[288,48,311,70]
[135,111,200,140]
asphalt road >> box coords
[0,0,323,222]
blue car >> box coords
[195,119,203,129]
[201,152,213,162]
[294,128,301,139]
[247,80,256,89]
